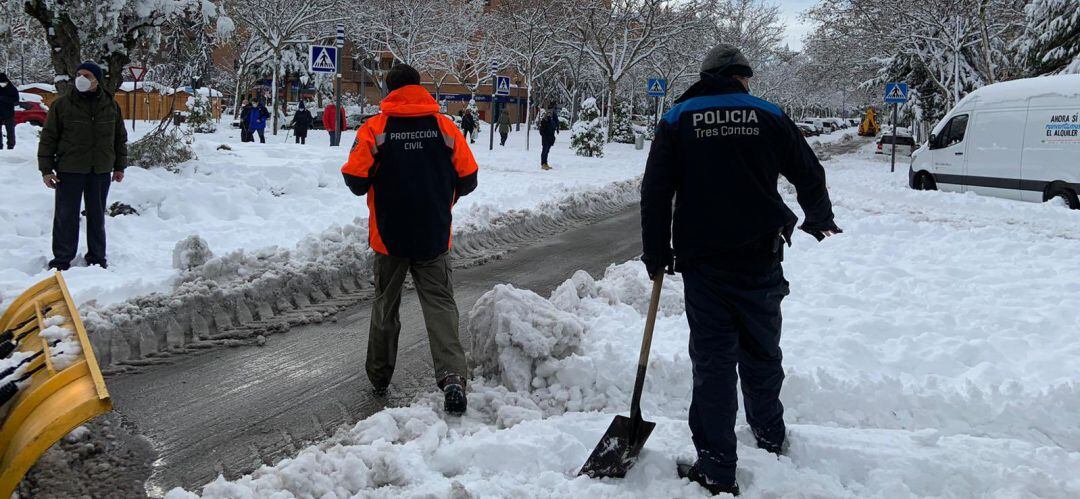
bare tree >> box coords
[492,0,564,149]
[229,0,341,134]
[557,0,702,139]
[349,0,444,70]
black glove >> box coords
[799,221,843,242]
[641,252,674,280]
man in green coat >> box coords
[38,61,128,271]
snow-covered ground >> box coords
[163,143,1080,498]
[0,122,645,310]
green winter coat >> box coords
[38,88,128,175]
[497,112,511,134]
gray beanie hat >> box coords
[701,44,753,77]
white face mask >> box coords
[0,82,7,88]
[75,75,93,92]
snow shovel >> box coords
[579,272,664,479]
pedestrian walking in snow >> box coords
[290,101,313,144]
[460,110,476,144]
[340,64,478,416]
[239,99,253,142]
[248,101,269,143]
[38,61,128,271]
[538,104,558,170]
[323,103,347,146]
[0,72,18,149]
[497,108,511,146]
[640,44,841,496]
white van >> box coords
[909,74,1080,208]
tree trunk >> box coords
[271,49,280,135]
[24,0,81,95]
[606,79,617,142]
[525,78,533,151]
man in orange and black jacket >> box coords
[341,64,477,416]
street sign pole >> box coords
[127,66,146,131]
[890,103,899,173]
[489,64,496,151]
[332,23,345,147]
[883,82,910,173]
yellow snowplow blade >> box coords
[0,273,112,497]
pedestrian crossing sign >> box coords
[884,82,909,103]
[309,45,337,74]
[495,76,511,96]
[647,78,668,97]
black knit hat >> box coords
[385,64,421,92]
[76,61,104,83]
[701,44,753,78]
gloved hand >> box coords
[641,251,675,280]
[799,221,843,242]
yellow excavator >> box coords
[859,107,881,137]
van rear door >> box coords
[964,109,1025,200]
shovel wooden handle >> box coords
[630,273,664,421]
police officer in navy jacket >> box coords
[640,44,841,496]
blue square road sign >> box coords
[884,82,909,104]
[647,78,668,97]
[309,45,338,74]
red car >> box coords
[14,100,48,127]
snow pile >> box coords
[469,284,585,393]
[172,235,214,271]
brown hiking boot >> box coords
[541,163,552,170]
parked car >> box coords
[796,122,819,137]
[876,133,916,156]
[799,118,825,134]
[15,93,48,127]
[909,73,1080,208]
[826,117,849,130]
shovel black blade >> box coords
[578,414,656,478]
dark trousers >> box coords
[1,117,14,148]
[294,134,306,144]
[50,172,111,269]
[329,130,340,146]
[682,261,789,483]
[540,139,553,165]
[367,252,467,389]
[499,132,508,146]
[240,127,251,142]
[254,129,265,143]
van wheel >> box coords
[1045,185,1079,209]
[914,172,936,191]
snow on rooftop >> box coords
[18,83,56,93]
[18,92,43,103]
[174,86,223,98]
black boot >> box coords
[440,374,467,416]
[752,426,786,456]
[678,462,740,496]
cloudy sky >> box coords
[777,0,818,50]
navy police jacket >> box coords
[641,74,836,270]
